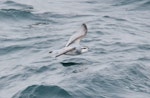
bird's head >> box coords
[81,46,89,53]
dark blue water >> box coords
[0,0,150,98]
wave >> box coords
[0,45,30,55]
[0,1,45,21]
[137,44,150,50]
[0,9,37,20]
[111,0,150,11]
[2,1,33,10]
[71,63,150,98]
[113,0,142,6]
[0,1,90,22]
[0,1,36,20]
[134,0,150,10]
[102,64,150,93]
[12,85,73,98]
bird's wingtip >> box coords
[82,23,87,31]
[82,23,86,26]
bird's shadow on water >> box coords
[59,57,91,67]
[60,60,89,74]
[60,62,83,67]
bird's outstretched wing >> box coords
[65,23,88,47]
[50,47,76,57]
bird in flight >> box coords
[49,23,88,57]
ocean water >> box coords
[0,0,150,98]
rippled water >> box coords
[0,0,150,98]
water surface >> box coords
[0,0,150,98]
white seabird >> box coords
[49,23,88,57]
